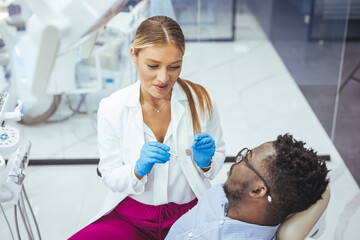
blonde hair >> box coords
[133,16,213,135]
[133,16,185,55]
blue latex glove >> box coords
[135,142,170,176]
[192,133,215,168]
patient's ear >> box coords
[249,182,267,199]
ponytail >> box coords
[177,79,213,135]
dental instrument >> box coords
[168,151,178,158]
[0,92,40,239]
[185,141,198,156]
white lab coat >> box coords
[93,80,226,222]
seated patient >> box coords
[166,134,329,240]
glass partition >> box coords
[170,0,350,159]
[172,0,235,41]
[332,0,360,185]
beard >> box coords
[223,180,249,206]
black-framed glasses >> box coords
[235,148,272,203]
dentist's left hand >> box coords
[192,133,215,168]
[135,142,170,177]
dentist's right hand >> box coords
[135,142,171,177]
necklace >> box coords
[140,98,169,113]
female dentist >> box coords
[69,16,226,240]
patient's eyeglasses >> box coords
[235,148,272,203]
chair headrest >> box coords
[276,185,331,240]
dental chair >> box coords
[276,186,331,240]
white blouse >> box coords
[130,122,196,205]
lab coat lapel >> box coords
[171,82,186,156]
[133,105,145,158]
[124,81,144,148]
[134,105,144,133]
[171,82,211,198]
[171,101,185,141]
[129,81,144,133]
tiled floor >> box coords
[1,5,359,240]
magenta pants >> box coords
[68,197,198,240]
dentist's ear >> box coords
[130,46,137,63]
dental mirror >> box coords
[185,141,197,156]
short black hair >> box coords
[265,134,329,223]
